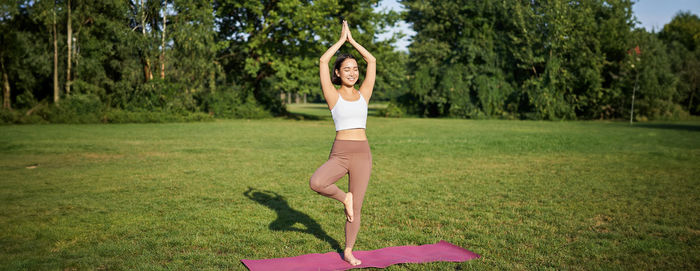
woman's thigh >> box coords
[310,156,349,187]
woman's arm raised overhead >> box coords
[319,21,349,110]
[345,21,376,103]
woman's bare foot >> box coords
[344,248,362,266]
[343,192,354,222]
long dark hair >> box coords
[331,53,356,85]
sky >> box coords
[375,0,700,52]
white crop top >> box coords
[330,91,368,131]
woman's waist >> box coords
[335,128,367,141]
[331,135,370,154]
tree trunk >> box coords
[295,93,300,103]
[141,0,153,82]
[287,91,291,104]
[630,71,639,124]
[689,89,695,113]
[303,93,307,104]
[65,0,72,95]
[53,6,59,103]
[160,1,166,79]
[2,58,10,110]
[280,91,285,104]
[689,67,697,113]
[73,28,79,78]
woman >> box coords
[309,20,376,266]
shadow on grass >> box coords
[633,123,700,132]
[244,187,342,252]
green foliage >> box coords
[15,90,38,109]
[169,0,221,94]
[4,0,353,123]
[2,0,697,122]
[376,101,404,117]
[524,56,576,120]
[201,89,271,119]
[474,74,514,118]
[1,3,54,105]
[401,0,662,120]
[0,109,45,124]
[32,94,104,123]
[659,12,700,51]
[214,0,401,114]
[0,110,18,124]
[71,79,106,97]
[659,12,700,115]
[372,45,409,102]
[614,30,681,121]
[109,80,192,113]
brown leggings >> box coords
[309,139,372,249]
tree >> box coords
[0,2,54,111]
[214,0,399,114]
[1,59,8,109]
[65,0,72,95]
[159,0,167,79]
[128,0,163,82]
[23,0,66,104]
[659,12,700,51]
[659,12,700,114]
[0,3,19,109]
[616,30,679,120]
[171,0,218,91]
[52,1,59,103]
[401,0,636,119]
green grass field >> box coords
[1,111,699,270]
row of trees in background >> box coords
[0,0,698,123]
[400,0,700,120]
[0,0,404,123]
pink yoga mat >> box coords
[241,240,480,271]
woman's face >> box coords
[336,58,359,86]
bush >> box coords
[634,98,690,121]
[377,102,405,118]
[72,79,107,98]
[4,82,273,124]
[15,94,105,124]
[15,91,38,109]
[0,108,47,125]
[202,91,271,119]
[38,94,104,123]
[0,110,21,124]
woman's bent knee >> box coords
[309,176,323,193]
